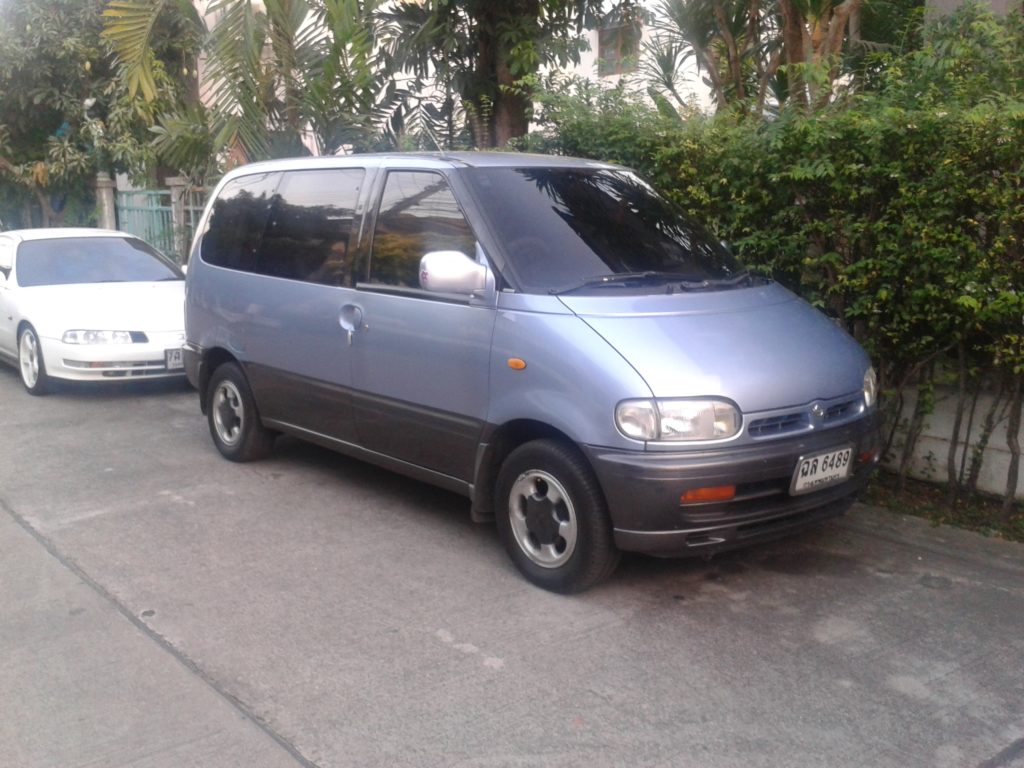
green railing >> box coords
[115,186,207,263]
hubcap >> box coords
[508,470,578,568]
[212,380,244,446]
[19,331,39,388]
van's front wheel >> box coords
[207,362,274,462]
[495,439,619,593]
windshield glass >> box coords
[462,167,745,294]
[16,236,182,287]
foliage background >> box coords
[518,4,1023,523]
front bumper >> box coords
[584,415,879,557]
[40,331,186,382]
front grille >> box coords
[825,398,861,422]
[747,396,866,440]
[748,412,810,438]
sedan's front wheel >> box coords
[18,325,50,396]
[206,362,274,462]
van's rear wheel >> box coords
[207,362,274,462]
[495,439,619,593]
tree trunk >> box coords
[898,375,934,493]
[713,0,745,103]
[967,386,1005,494]
[778,0,807,109]
[946,341,967,508]
[1003,375,1022,522]
[468,0,538,148]
[492,57,530,148]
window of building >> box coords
[598,11,643,77]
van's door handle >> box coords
[339,304,364,346]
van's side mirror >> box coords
[419,250,486,294]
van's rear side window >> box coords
[255,169,364,286]
[201,172,279,273]
[201,168,364,286]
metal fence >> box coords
[115,184,207,263]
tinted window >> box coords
[201,172,279,271]
[462,168,745,294]
[254,169,363,285]
[16,237,182,287]
[367,171,476,288]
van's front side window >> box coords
[367,171,476,289]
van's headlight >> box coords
[615,399,741,441]
[62,330,134,344]
[863,366,878,408]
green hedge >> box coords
[523,86,1024,396]
[517,62,1023,515]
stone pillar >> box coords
[95,172,117,230]
[166,176,189,263]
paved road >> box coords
[1,366,1022,768]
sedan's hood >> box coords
[560,282,869,413]
[20,281,185,337]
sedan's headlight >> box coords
[615,398,741,442]
[62,330,134,345]
[863,366,878,408]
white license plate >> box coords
[165,347,184,370]
[790,446,853,495]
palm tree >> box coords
[103,0,408,178]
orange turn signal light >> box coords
[507,358,527,370]
[680,485,736,504]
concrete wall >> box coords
[889,385,1023,499]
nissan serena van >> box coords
[183,152,879,593]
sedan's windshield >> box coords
[462,167,746,294]
[16,236,182,287]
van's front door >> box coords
[348,169,495,484]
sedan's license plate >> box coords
[791,446,853,495]
[165,347,184,370]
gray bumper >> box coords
[583,416,879,557]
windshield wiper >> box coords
[678,271,751,290]
[551,271,694,295]
[552,270,751,296]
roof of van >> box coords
[226,151,622,175]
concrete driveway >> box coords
[1,366,1022,768]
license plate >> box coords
[790,445,853,495]
[165,347,184,370]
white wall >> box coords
[889,386,1023,500]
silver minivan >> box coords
[184,152,879,592]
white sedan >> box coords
[0,228,186,395]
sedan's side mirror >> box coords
[419,250,486,294]
[0,271,7,287]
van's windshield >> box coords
[462,167,747,295]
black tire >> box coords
[18,325,50,396]
[206,362,274,462]
[495,439,620,593]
